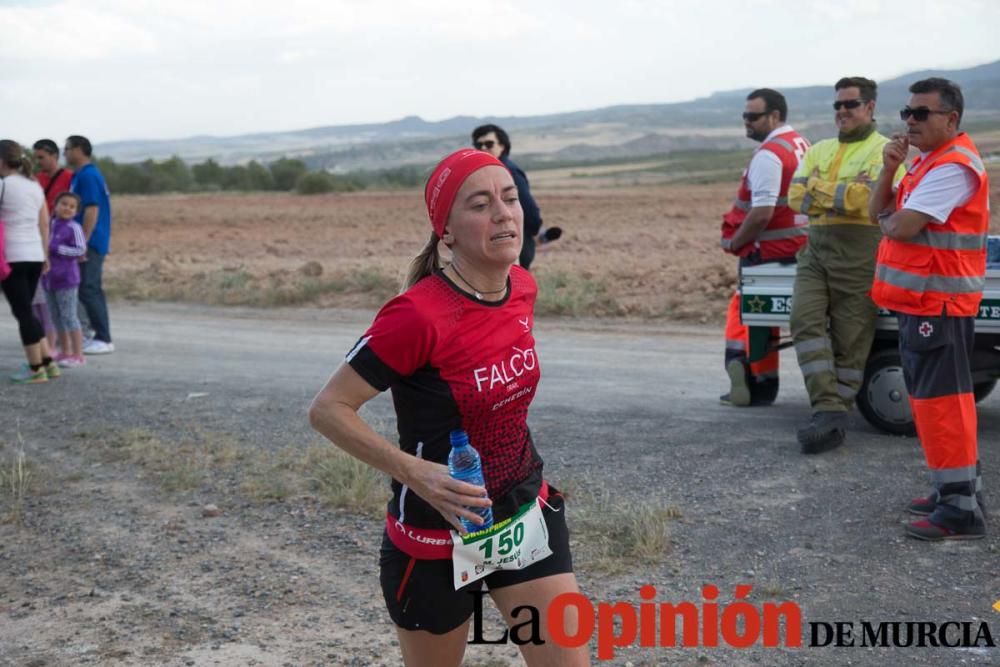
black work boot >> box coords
[797,411,848,454]
[908,491,988,518]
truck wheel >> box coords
[857,349,917,436]
[975,380,997,403]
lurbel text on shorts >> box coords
[393,522,452,546]
[473,346,537,392]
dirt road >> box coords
[1,303,998,666]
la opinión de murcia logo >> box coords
[468,585,998,660]
[471,584,801,660]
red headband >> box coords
[424,149,506,238]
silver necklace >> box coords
[449,263,507,300]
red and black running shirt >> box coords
[347,266,543,530]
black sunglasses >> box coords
[899,106,952,122]
[474,140,496,150]
[741,111,769,122]
[833,99,865,111]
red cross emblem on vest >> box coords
[919,321,934,337]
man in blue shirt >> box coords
[66,135,113,354]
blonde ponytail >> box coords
[17,150,33,178]
[0,140,33,178]
[402,233,442,292]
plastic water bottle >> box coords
[448,429,493,533]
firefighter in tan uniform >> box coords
[788,77,905,454]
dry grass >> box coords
[238,446,300,502]
[568,485,680,574]
[96,428,389,516]
[299,445,388,515]
[0,429,38,525]
[104,428,246,493]
[534,270,621,317]
[107,265,400,309]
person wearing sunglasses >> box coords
[719,88,810,407]
[787,77,905,454]
[868,78,989,541]
[470,124,560,270]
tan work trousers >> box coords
[790,224,881,413]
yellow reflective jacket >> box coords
[788,130,905,226]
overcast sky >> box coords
[3,0,999,145]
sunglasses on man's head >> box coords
[833,99,865,111]
[741,111,769,122]
[474,140,496,150]
[899,106,952,122]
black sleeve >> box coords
[347,343,402,392]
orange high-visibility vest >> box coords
[721,130,810,259]
[871,132,990,317]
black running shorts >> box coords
[379,492,573,634]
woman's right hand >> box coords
[403,458,492,534]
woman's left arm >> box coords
[38,201,50,273]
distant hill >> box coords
[97,60,1000,170]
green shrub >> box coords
[295,171,336,195]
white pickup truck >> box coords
[740,259,1000,435]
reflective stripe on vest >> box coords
[875,264,986,294]
[770,137,795,154]
[910,229,988,251]
[947,146,985,175]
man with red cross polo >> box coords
[869,77,989,541]
[719,88,809,407]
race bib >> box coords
[451,498,552,590]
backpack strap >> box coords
[43,169,65,198]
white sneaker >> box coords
[83,340,115,355]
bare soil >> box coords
[103,175,1000,320]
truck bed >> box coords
[741,265,1000,333]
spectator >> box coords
[65,135,114,354]
[33,139,73,212]
[31,139,71,351]
[42,192,88,367]
[471,124,560,270]
[0,139,59,383]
